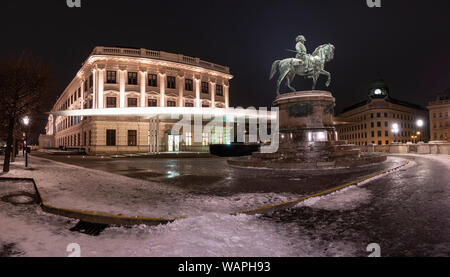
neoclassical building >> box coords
[427,89,450,142]
[335,78,429,145]
[41,46,238,154]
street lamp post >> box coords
[392,123,400,143]
[22,116,30,168]
[416,119,424,143]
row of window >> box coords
[105,97,197,108]
[432,111,449,118]
[340,130,416,140]
[340,121,416,133]
[432,121,450,129]
[57,116,82,132]
[350,112,418,122]
[57,130,91,148]
[106,71,224,96]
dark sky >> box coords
[1,0,449,113]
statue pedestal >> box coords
[229,91,386,169]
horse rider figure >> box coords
[294,35,311,72]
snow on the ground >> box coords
[0,196,353,257]
[2,156,297,219]
[298,186,372,211]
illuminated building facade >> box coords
[335,78,429,145]
[41,46,236,154]
[427,89,450,142]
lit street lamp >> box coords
[22,116,30,168]
[392,123,400,143]
[416,119,424,142]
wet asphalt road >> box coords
[264,155,450,257]
[32,152,398,197]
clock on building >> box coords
[368,77,389,99]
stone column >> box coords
[92,69,97,109]
[119,69,126,108]
[140,70,147,107]
[80,79,85,110]
[159,73,166,107]
[224,85,230,108]
[98,69,104,109]
[178,75,185,107]
[195,78,201,108]
[210,82,216,108]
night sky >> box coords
[1,0,449,114]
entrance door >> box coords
[168,135,180,152]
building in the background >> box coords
[335,77,429,145]
[41,46,236,154]
[427,89,450,142]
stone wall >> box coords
[361,143,450,155]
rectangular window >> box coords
[185,102,194,107]
[106,130,116,146]
[84,80,88,91]
[74,92,77,101]
[89,75,93,88]
[385,131,389,136]
[148,99,157,107]
[128,72,138,85]
[167,76,176,89]
[216,84,223,96]
[128,130,137,146]
[148,74,157,87]
[185,79,193,91]
[106,97,117,108]
[371,122,374,128]
[89,130,92,146]
[377,113,381,118]
[167,101,177,107]
[78,133,81,146]
[202,133,209,146]
[185,132,192,146]
[107,71,117,84]
[378,131,382,137]
[377,122,381,127]
[128,98,138,107]
[201,82,209,94]
[78,88,81,98]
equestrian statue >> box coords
[270,35,335,95]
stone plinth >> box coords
[229,91,387,169]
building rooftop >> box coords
[90,46,231,74]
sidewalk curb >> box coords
[233,159,410,215]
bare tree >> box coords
[0,53,51,172]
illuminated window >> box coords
[185,132,192,146]
[202,133,209,146]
